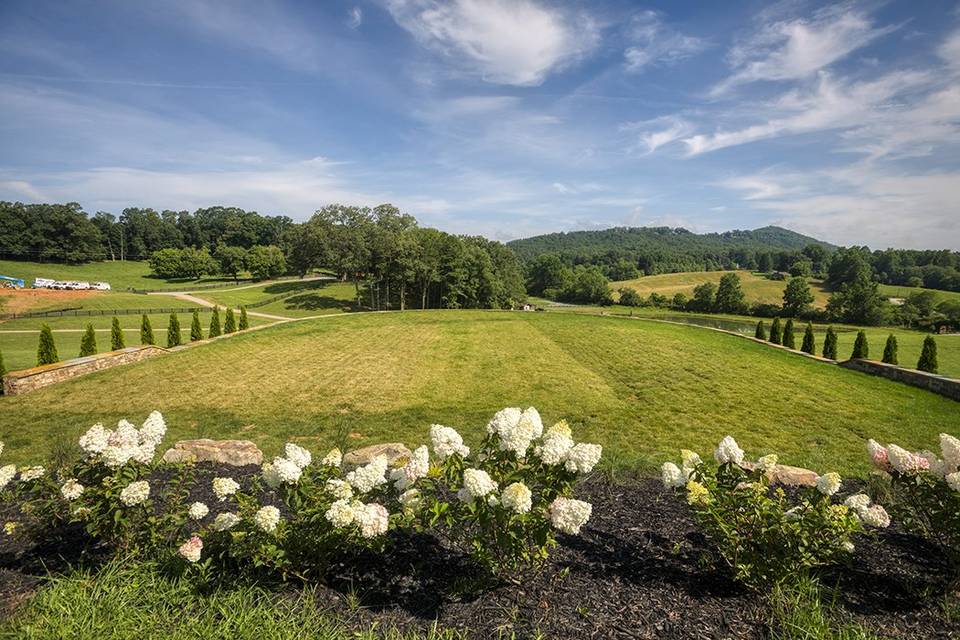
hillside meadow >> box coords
[0,259,243,292]
[0,310,955,474]
[611,270,832,308]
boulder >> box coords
[739,461,819,487]
[343,442,411,469]
[162,439,263,467]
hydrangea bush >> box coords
[412,408,600,576]
[661,436,888,590]
[866,434,960,567]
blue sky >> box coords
[1,0,958,249]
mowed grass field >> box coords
[612,270,832,308]
[198,280,361,317]
[0,259,241,292]
[0,310,955,474]
[0,311,269,371]
[879,283,960,303]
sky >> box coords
[1,0,958,249]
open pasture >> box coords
[612,270,832,308]
[196,279,360,317]
[0,259,242,292]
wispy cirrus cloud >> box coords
[623,11,706,74]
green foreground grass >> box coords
[0,310,956,473]
[0,312,269,371]
[612,270,832,308]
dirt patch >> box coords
[0,468,955,639]
[0,289,104,315]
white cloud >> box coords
[552,182,572,194]
[348,7,364,29]
[712,5,896,95]
[623,11,706,73]
[622,116,694,154]
[385,0,599,86]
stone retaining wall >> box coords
[2,346,169,395]
[839,358,960,402]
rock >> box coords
[343,442,411,469]
[162,439,263,466]
[739,461,819,487]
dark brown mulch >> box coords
[0,465,956,639]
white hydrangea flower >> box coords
[537,427,574,465]
[19,466,45,482]
[356,503,389,538]
[212,477,240,501]
[325,479,353,500]
[130,443,156,466]
[490,407,543,458]
[460,468,498,501]
[815,472,841,497]
[714,436,744,465]
[860,504,890,528]
[843,494,871,512]
[212,512,241,531]
[119,480,150,506]
[139,411,166,447]
[79,423,110,455]
[284,443,312,469]
[262,463,281,489]
[254,505,281,533]
[919,451,946,478]
[564,443,602,474]
[0,442,4,457]
[345,455,388,494]
[325,499,357,527]
[946,472,960,492]
[758,454,779,471]
[429,425,470,460]
[60,479,84,501]
[486,407,522,435]
[113,421,140,447]
[867,439,890,469]
[887,444,925,473]
[0,465,17,490]
[270,456,303,485]
[940,433,960,471]
[842,541,855,553]
[680,449,702,473]
[661,462,686,489]
[391,445,430,491]
[398,488,421,509]
[548,497,592,535]
[487,494,500,507]
[321,448,342,467]
[187,502,209,520]
[501,482,532,514]
[178,536,202,563]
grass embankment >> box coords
[0,311,955,474]
[611,270,832,308]
[197,280,360,318]
[0,312,269,372]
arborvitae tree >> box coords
[167,313,182,348]
[801,322,816,354]
[239,306,249,331]
[209,306,222,338]
[917,336,938,374]
[769,317,783,345]
[110,316,125,351]
[851,330,870,359]
[224,307,237,334]
[79,323,98,357]
[140,314,155,345]
[37,324,59,365]
[754,320,766,340]
[0,348,5,379]
[190,311,203,342]
[783,318,796,349]
[823,326,838,359]
[882,334,898,365]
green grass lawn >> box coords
[878,283,960,303]
[611,270,832,308]
[0,311,270,371]
[0,259,252,292]
[0,310,955,475]
[197,280,360,317]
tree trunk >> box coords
[400,282,405,311]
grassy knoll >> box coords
[197,280,360,317]
[0,259,242,292]
[0,310,955,474]
[0,312,269,371]
[612,270,831,308]
[878,283,960,303]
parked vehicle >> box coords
[91,282,112,291]
[33,278,56,289]
[0,275,25,289]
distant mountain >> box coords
[506,225,834,274]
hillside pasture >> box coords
[196,279,361,317]
[0,259,242,292]
[612,270,831,308]
[0,310,955,474]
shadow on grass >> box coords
[281,292,361,313]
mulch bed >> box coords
[0,464,955,639]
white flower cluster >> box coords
[868,434,960,479]
[0,465,16,490]
[284,443,312,469]
[537,421,574,465]
[19,466,45,482]
[119,480,150,506]
[212,477,240,501]
[178,536,203,563]
[321,448,342,467]
[262,456,303,488]
[564,443,602,474]
[842,493,890,528]
[501,482,532,514]
[815,472,842,497]
[547,497,592,535]
[324,499,390,537]
[714,436,745,465]
[487,407,544,457]
[389,445,430,491]
[430,425,470,460]
[188,502,209,520]
[325,479,353,500]
[60,479,84,501]
[345,455,388,494]
[458,468,498,502]
[212,512,241,531]
[254,505,281,533]
[78,412,166,469]
[661,449,705,489]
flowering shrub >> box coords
[866,434,960,566]
[413,408,600,576]
[662,436,887,590]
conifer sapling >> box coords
[801,321,816,355]
[783,318,796,349]
[209,306,222,338]
[754,320,766,340]
[110,316,125,350]
[141,314,155,345]
[167,313,182,348]
[239,306,249,331]
[190,310,203,342]
[823,326,838,359]
[224,307,236,333]
[769,317,783,345]
[882,334,898,365]
[37,324,59,365]
[851,330,869,359]
[79,323,98,357]
[917,335,938,374]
